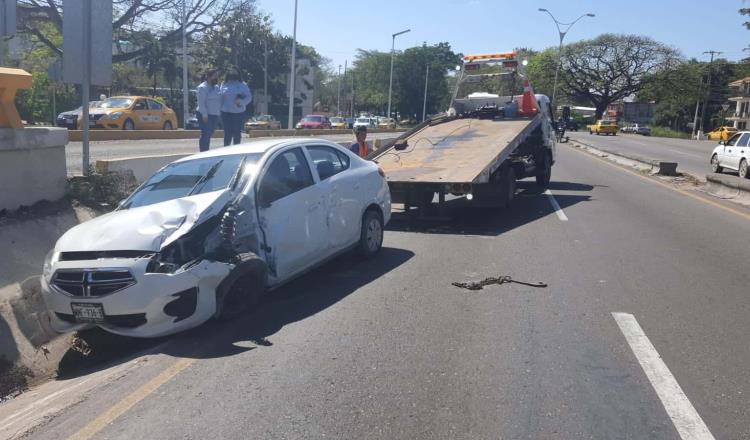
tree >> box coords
[139,37,177,95]
[17,0,237,63]
[561,34,681,118]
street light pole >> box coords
[287,0,298,129]
[181,0,189,128]
[538,9,595,107]
[387,29,410,120]
[422,63,429,122]
[264,39,268,115]
[337,64,342,116]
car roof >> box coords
[173,138,341,162]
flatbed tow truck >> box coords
[371,51,556,217]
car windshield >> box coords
[357,118,370,123]
[330,117,344,123]
[120,153,262,209]
[254,116,271,121]
[303,116,323,122]
[100,98,134,108]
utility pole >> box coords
[699,50,722,135]
[337,64,342,116]
[351,70,355,118]
[287,0,298,129]
[422,63,430,122]
[181,0,189,128]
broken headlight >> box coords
[146,235,205,274]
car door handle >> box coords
[308,202,319,212]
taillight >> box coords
[378,166,386,178]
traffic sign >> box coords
[0,0,16,37]
[62,0,112,86]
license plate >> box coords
[71,303,105,323]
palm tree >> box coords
[139,40,176,96]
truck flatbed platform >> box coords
[374,116,541,184]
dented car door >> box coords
[256,147,328,281]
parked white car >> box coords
[353,117,376,129]
[710,131,750,179]
[42,139,391,337]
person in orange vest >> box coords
[349,125,372,158]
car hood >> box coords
[55,190,233,253]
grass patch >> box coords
[650,126,691,139]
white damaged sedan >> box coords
[42,138,391,337]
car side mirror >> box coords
[394,140,408,151]
[719,140,725,145]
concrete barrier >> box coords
[0,128,69,212]
[96,154,190,183]
[573,139,679,176]
[67,128,406,142]
[705,173,750,206]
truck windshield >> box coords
[120,153,262,209]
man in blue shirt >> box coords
[196,69,221,152]
[220,71,252,146]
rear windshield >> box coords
[303,116,323,122]
[120,153,261,209]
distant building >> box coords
[728,77,750,130]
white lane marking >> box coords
[612,313,715,440]
[667,149,703,159]
[544,190,568,221]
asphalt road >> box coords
[65,132,401,175]
[3,143,750,439]
[569,132,717,180]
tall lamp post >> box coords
[182,0,189,128]
[538,9,594,106]
[387,29,410,120]
[287,0,299,129]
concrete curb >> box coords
[68,128,407,142]
[704,173,750,206]
[572,138,679,176]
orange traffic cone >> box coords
[517,79,539,117]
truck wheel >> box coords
[536,152,552,189]
[357,209,384,259]
[499,167,516,208]
[215,253,267,321]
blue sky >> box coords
[255,0,750,69]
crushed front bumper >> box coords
[42,257,233,338]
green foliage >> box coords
[650,126,691,139]
[525,48,560,99]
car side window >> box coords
[737,133,750,147]
[148,100,162,110]
[258,148,314,205]
[133,100,147,110]
[307,146,349,181]
[727,133,742,146]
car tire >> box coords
[123,119,135,130]
[711,154,723,173]
[535,152,552,189]
[163,121,173,130]
[740,159,749,179]
[356,209,383,259]
[215,253,267,321]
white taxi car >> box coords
[710,131,750,179]
[42,138,391,337]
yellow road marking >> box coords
[67,357,195,440]
[567,144,750,222]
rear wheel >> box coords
[711,154,723,173]
[740,159,749,179]
[499,166,516,207]
[163,120,173,130]
[357,209,383,259]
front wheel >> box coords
[740,159,749,179]
[536,152,552,189]
[711,154,723,173]
[356,210,383,259]
[123,119,135,130]
[215,253,267,321]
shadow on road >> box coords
[56,247,414,378]
[386,179,594,236]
